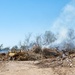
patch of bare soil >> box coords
[0,61,55,75]
[0,60,75,75]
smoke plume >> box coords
[50,0,75,50]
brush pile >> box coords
[0,46,75,67]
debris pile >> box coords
[36,53,75,68]
[0,47,75,68]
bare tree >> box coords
[65,29,75,50]
[23,33,32,50]
[68,29,75,41]
[42,31,56,46]
[35,35,42,47]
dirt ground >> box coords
[0,61,75,75]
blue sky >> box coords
[0,0,70,47]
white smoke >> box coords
[50,0,75,50]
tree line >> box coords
[0,29,75,51]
